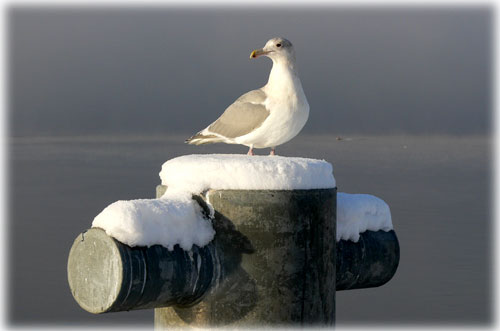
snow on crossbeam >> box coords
[337,193,393,242]
[92,190,215,250]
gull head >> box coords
[250,37,295,63]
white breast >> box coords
[235,85,309,148]
[234,58,309,149]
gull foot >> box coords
[269,148,276,156]
[247,148,255,156]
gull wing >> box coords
[207,89,270,139]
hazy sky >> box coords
[9,6,491,136]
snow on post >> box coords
[159,154,336,191]
[91,154,393,250]
[92,154,336,250]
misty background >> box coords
[10,7,490,137]
[8,6,492,328]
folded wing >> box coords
[186,89,270,145]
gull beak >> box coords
[250,48,270,59]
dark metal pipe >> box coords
[67,227,399,314]
[67,228,217,313]
[336,230,400,291]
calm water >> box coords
[9,134,491,326]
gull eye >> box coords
[276,43,282,48]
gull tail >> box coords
[185,132,225,145]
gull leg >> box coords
[247,146,254,156]
[270,147,276,156]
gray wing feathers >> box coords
[235,89,267,104]
[207,90,269,139]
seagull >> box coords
[186,37,309,156]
